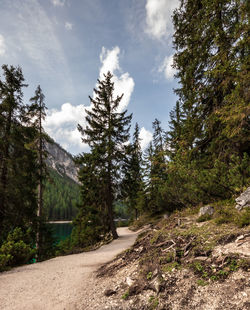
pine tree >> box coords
[77,71,132,239]
[29,85,48,257]
[0,65,38,243]
[166,101,185,159]
[143,120,166,214]
[173,0,249,159]
[121,123,142,219]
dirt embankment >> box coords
[95,214,250,310]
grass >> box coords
[197,279,208,286]
[148,296,159,309]
[196,214,212,222]
[122,290,129,300]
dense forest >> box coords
[0,0,249,269]
[44,168,80,221]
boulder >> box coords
[235,187,250,211]
[198,205,214,217]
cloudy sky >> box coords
[0,0,180,154]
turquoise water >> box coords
[48,222,73,243]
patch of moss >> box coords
[122,290,129,300]
[147,271,153,280]
[235,208,250,227]
[197,214,212,223]
[162,262,179,273]
[148,296,159,309]
[197,279,208,286]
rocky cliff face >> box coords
[45,141,79,183]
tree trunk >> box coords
[0,109,12,228]
[36,104,43,257]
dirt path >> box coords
[0,227,138,310]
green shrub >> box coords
[0,228,36,271]
[214,206,234,225]
[197,214,212,222]
[236,208,250,227]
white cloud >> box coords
[65,22,73,30]
[145,0,179,40]
[0,34,6,55]
[159,54,176,80]
[44,47,134,154]
[99,46,135,112]
[139,127,153,151]
[2,0,74,97]
[51,0,65,7]
[44,103,88,152]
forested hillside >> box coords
[44,168,80,221]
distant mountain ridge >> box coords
[45,140,79,183]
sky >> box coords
[0,0,180,155]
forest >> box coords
[44,168,80,221]
[0,0,249,270]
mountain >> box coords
[45,141,79,184]
[44,140,81,221]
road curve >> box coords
[0,227,138,310]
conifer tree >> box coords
[121,123,142,219]
[173,0,249,159]
[77,71,132,239]
[29,85,48,256]
[0,65,38,242]
[166,101,184,159]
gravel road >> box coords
[0,227,138,310]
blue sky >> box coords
[0,0,180,154]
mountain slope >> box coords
[44,140,81,221]
[45,141,79,184]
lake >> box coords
[48,222,73,243]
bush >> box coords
[197,214,212,222]
[236,208,250,228]
[0,228,36,271]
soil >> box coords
[95,216,250,310]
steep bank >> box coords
[95,207,250,310]
[0,228,138,310]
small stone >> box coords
[163,213,170,219]
[104,289,116,297]
[126,277,134,287]
[199,205,214,217]
[236,235,245,242]
[193,256,208,261]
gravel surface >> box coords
[0,227,138,310]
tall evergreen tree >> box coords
[166,101,185,159]
[29,85,48,256]
[144,119,166,214]
[77,71,132,239]
[0,65,38,243]
[121,123,142,219]
[173,0,249,159]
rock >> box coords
[193,256,208,261]
[235,187,250,211]
[163,213,170,219]
[126,276,134,287]
[45,141,79,183]
[236,235,245,242]
[104,289,116,297]
[199,205,214,217]
[151,276,164,294]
